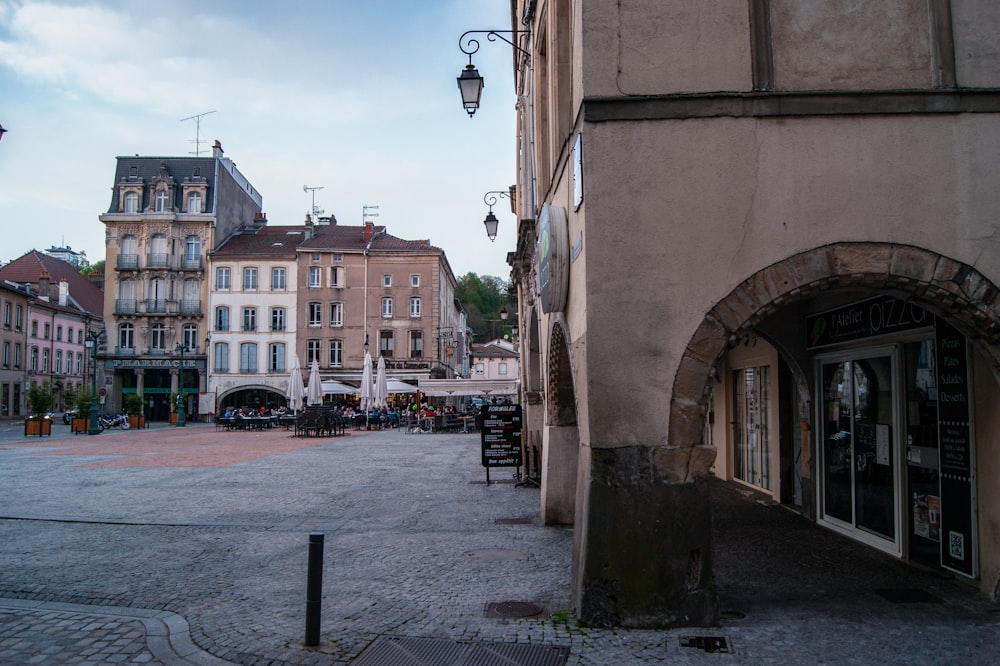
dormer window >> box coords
[124,192,139,213]
[154,190,169,212]
[187,192,202,213]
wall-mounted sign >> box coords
[573,132,583,209]
[537,203,569,313]
[806,295,930,348]
[106,358,205,370]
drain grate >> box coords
[485,601,546,618]
[874,588,945,604]
[350,635,570,666]
[680,635,731,653]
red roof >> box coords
[0,251,104,317]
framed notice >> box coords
[480,404,523,469]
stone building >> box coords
[503,1,1000,627]
[99,142,262,420]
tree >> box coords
[27,381,54,419]
[455,272,515,342]
[80,259,104,278]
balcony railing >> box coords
[179,300,202,315]
[146,253,170,269]
[115,299,138,314]
[145,299,169,314]
[115,346,136,355]
[116,254,139,270]
[180,256,203,270]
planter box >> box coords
[170,413,178,424]
[71,417,90,434]
[128,415,145,429]
[25,419,52,437]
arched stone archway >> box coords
[666,243,1000,483]
[540,321,579,525]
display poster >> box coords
[807,296,930,348]
[480,404,523,468]
[935,319,975,577]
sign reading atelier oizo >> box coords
[806,295,930,348]
[480,404,523,468]
[536,203,569,314]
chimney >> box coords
[253,212,267,228]
[365,221,374,243]
[58,277,69,306]
[212,140,224,158]
[38,270,51,301]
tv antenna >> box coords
[363,204,380,223]
[303,185,325,217]
[180,110,216,156]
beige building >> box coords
[99,143,263,420]
[502,1,1000,627]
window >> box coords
[498,362,508,375]
[42,348,50,373]
[187,192,202,213]
[271,308,286,332]
[2,341,8,367]
[55,350,63,373]
[182,324,198,351]
[311,252,320,261]
[44,323,50,339]
[3,302,10,329]
[271,267,286,290]
[124,191,139,213]
[67,327,73,342]
[243,267,258,291]
[15,305,22,331]
[379,330,394,358]
[78,330,83,344]
[240,343,258,373]
[185,235,200,261]
[31,321,38,338]
[410,274,420,287]
[330,266,344,287]
[475,362,484,374]
[309,266,321,288]
[409,297,421,318]
[214,342,229,372]
[329,339,343,367]
[148,277,166,311]
[409,331,423,358]
[381,297,393,318]
[242,307,257,332]
[151,325,168,350]
[215,306,230,332]
[330,302,343,327]
[56,325,63,341]
[149,234,167,268]
[76,352,83,375]
[307,339,320,364]
[333,253,342,261]
[382,274,392,287]
[154,189,169,212]
[268,343,286,373]
[30,347,38,372]
[119,323,134,350]
[308,302,322,327]
[14,343,21,369]
[215,267,231,290]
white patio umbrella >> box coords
[373,355,388,410]
[359,350,374,414]
[285,355,305,412]
[306,359,323,406]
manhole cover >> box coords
[351,636,569,666]
[680,635,731,653]
[464,548,525,561]
[874,588,944,603]
[485,601,546,618]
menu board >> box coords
[936,319,975,577]
[480,404,523,468]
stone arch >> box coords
[667,242,1000,482]
[541,319,580,525]
[547,320,577,426]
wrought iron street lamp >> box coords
[175,342,186,427]
[457,30,529,118]
[482,190,512,241]
[85,330,103,435]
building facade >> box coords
[0,282,29,418]
[470,340,519,381]
[506,0,1000,627]
[99,142,263,420]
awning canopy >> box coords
[386,379,418,393]
[417,379,519,397]
[321,380,357,394]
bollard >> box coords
[304,533,324,646]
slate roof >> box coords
[211,225,309,259]
[105,156,218,214]
[0,251,104,317]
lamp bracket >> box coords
[483,190,512,211]
[459,30,530,61]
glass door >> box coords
[733,365,771,491]
[903,339,941,567]
[819,348,900,553]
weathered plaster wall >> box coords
[953,0,1000,88]
[973,353,1000,601]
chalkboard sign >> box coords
[480,404,522,468]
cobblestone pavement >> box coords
[0,419,997,665]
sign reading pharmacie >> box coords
[105,358,205,370]
[806,295,931,348]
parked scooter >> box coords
[99,412,131,431]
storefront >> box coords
[809,296,977,578]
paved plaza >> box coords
[0,419,998,665]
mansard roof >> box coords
[105,156,219,214]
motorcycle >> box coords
[99,412,131,431]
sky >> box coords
[0,0,519,280]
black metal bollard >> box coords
[304,533,324,646]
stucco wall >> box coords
[581,112,1000,448]
[953,0,1000,88]
[973,353,1000,600]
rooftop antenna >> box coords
[180,110,217,156]
[303,185,325,217]
[363,204,380,223]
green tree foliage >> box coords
[80,258,104,277]
[456,273,516,342]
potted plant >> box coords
[25,381,54,437]
[72,387,93,434]
[169,393,179,424]
[124,393,145,429]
